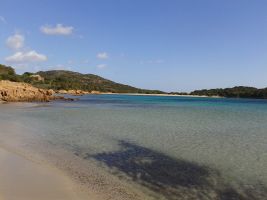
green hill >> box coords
[0,64,164,94]
[0,64,21,82]
[1,64,267,98]
[34,70,163,93]
[190,86,267,99]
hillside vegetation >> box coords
[0,64,21,81]
[35,70,164,93]
[0,64,163,94]
[190,86,267,99]
[1,64,267,98]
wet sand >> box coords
[0,147,87,200]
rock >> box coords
[46,89,55,96]
[0,80,54,102]
[53,96,75,101]
[91,90,100,94]
[29,74,44,81]
[58,90,68,94]
[57,89,90,96]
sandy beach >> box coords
[0,147,87,200]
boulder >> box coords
[91,90,100,94]
[0,80,54,102]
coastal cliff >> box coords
[0,80,55,102]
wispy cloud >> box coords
[97,64,107,69]
[6,34,24,50]
[40,24,74,35]
[0,16,7,24]
[97,52,109,60]
[5,51,47,63]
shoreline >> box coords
[0,146,87,200]
[0,112,153,200]
[100,93,222,98]
[1,99,266,200]
[57,90,222,98]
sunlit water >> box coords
[1,95,267,199]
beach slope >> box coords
[0,148,86,200]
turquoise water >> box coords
[1,95,267,199]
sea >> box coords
[0,94,267,199]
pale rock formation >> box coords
[29,74,45,82]
[0,80,54,102]
[57,89,91,96]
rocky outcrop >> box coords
[90,90,101,94]
[0,80,55,102]
[29,74,44,82]
[57,89,91,96]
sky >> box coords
[0,0,267,92]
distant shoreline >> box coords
[76,92,223,98]
[1,64,266,100]
[56,89,222,98]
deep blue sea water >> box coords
[1,95,267,199]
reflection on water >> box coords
[90,140,267,200]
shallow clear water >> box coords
[1,95,267,199]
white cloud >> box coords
[6,34,24,50]
[97,52,109,59]
[97,64,107,69]
[5,34,47,64]
[5,51,47,63]
[40,24,74,35]
[0,16,7,24]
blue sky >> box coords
[0,0,267,92]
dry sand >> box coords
[0,147,87,200]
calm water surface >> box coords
[1,95,267,199]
